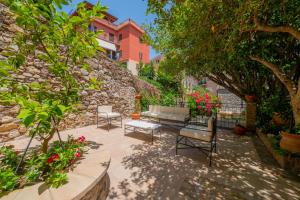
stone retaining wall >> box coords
[81,173,110,200]
[0,3,158,142]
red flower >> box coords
[47,153,60,164]
[75,152,81,158]
[205,93,210,99]
[15,150,19,156]
[78,136,85,142]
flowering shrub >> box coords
[187,87,222,116]
[0,136,86,192]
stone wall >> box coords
[0,3,159,142]
[81,173,110,200]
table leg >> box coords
[152,130,154,145]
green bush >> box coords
[141,91,177,111]
[159,91,177,106]
[141,94,159,111]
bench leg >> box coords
[214,135,217,153]
[175,135,178,155]
[97,115,99,128]
[107,118,110,132]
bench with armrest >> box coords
[141,105,190,125]
[176,115,217,166]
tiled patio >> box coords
[6,120,300,199]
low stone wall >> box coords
[257,130,300,175]
[81,173,110,200]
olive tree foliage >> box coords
[147,0,300,126]
[0,0,104,153]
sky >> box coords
[62,0,159,59]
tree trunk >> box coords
[41,128,56,153]
[291,97,300,126]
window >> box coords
[139,52,143,60]
[88,24,93,31]
[118,34,122,41]
[109,33,114,42]
[88,24,97,33]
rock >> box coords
[17,75,25,79]
[8,105,20,115]
[8,130,20,138]
[18,126,27,134]
[81,69,89,76]
[23,72,32,77]
[81,90,88,96]
[68,114,77,120]
[0,122,18,132]
[1,116,14,124]
[0,105,5,112]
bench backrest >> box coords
[149,105,189,115]
[98,105,112,113]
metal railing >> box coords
[175,99,246,129]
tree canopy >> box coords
[147,0,300,126]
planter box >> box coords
[1,150,111,200]
[257,130,300,175]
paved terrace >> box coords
[5,120,300,200]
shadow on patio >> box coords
[108,127,300,200]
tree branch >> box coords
[250,55,296,96]
[253,13,300,41]
[206,73,244,99]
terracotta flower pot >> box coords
[131,113,141,120]
[280,131,300,153]
[234,124,246,135]
[135,94,142,99]
[272,112,286,126]
[245,95,255,102]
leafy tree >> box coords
[147,0,300,127]
[0,0,105,153]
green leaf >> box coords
[17,109,31,120]
[24,114,35,127]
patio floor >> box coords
[6,120,300,199]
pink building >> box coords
[72,1,150,75]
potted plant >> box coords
[280,126,300,153]
[245,94,256,102]
[132,94,142,120]
[234,124,247,135]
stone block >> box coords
[1,116,14,124]
[0,122,18,132]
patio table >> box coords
[124,120,161,144]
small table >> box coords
[124,120,161,144]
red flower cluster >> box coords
[189,91,221,116]
[47,153,60,164]
[78,136,85,142]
